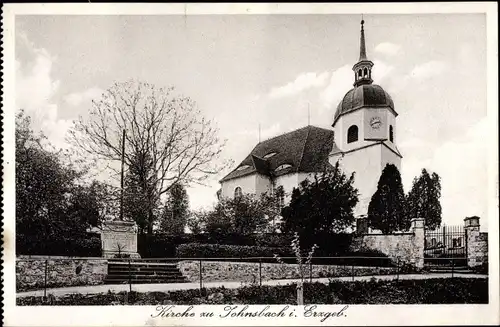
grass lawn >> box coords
[17,277,488,305]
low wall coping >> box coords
[356,232,415,236]
[17,255,107,260]
[178,260,396,269]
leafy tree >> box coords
[203,192,281,236]
[68,181,119,229]
[123,151,159,234]
[406,168,442,230]
[159,183,190,234]
[280,162,359,242]
[15,111,94,239]
[367,164,408,234]
[69,81,230,231]
[186,210,208,234]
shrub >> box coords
[16,233,102,257]
[137,232,358,258]
[137,233,209,258]
[254,233,293,248]
[311,248,395,267]
[137,233,283,258]
[472,262,488,274]
[176,243,292,262]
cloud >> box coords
[16,32,71,150]
[269,71,329,99]
[16,48,60,115]
[64,87,104,106]
[374,42,402,56]
[400,117,489,230]
[372,60,395,84]
[320,65,352,108]
[409,60,449,80]
[237,123,282,142]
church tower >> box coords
[330,20,403,218]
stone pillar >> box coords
[464,216,481,268]
[410,218,425,269]
[101,220,141,259]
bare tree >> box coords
[69,80,229,223]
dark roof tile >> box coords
[220,125,336,182]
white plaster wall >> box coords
[381,142,402,171]
[334,107,397,153]
[334,109,366,151]
[220,174,257,199]
[255,173,273,195]
[330,145,383,217]
[274,173,300,203]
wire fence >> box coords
[16,255,472,296]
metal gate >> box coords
[424,224,467,267]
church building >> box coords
[219,20,403,218]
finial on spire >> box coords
[359,19,367,61]
[352,17,374,87]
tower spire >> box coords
[352,18,374,87]
[359,19,367,61]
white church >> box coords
[219,20,402,218]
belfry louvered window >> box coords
[347,125,358,143]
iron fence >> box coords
[16,255,475,297]
[425,224,467,267]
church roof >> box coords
[333,84,397,126]
[220,125,337,183]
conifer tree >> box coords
[160,183,189,234]
[406,168,442,230]
[368,164,408,233]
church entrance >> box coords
[424,225,467,269]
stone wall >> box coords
[351,233,415,262]
[178,260,397,283]
[464,216,488,268]
[350,218,425,268]
[16,256,108,291]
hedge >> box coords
[138,234,205,258]
[310,248,396,267]
[137,233,293,258]
[138,232,355,258]
[176,243,292,262]
[16,233,102,257]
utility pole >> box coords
[119,129,126,221]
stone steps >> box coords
[105,261,189,284]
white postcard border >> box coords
[2,2,499,326]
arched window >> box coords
[234,187,242,198]
[275,164,292,172]
[347,125,358,143]
[364,68,368,77]
[358,69,362,79]
[389,125,394,142]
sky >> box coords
[15,14,490,229]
